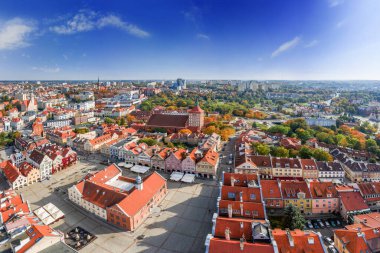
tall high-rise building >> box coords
[177,78,186,89]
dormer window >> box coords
[228,192,236,199]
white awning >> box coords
[181,174,195,183]
[170,172,184,181]
[118,162,126,167]
[42,216,55,225]
[130,165,150,174]
[124,163,134,168]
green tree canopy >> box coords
[282,204,306,230]
[138,138,158,146]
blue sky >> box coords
[0,0,379,80]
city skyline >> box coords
[0,0,380,80]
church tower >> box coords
[188,99,204,130]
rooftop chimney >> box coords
[228,204,232,218]
[240,237,245,251]
[225,227,231,240]
[286,229,294,247]
[136,175,143,190]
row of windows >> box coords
[227,192,256,200]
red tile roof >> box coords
[208,238,274,253]
[17,225,61,253]
[82,181,127,208]
[214,216,254,241]
[1,161,21,183]
[280,181,312,199]
[117,172,166,216]
[74,165,166,217]
[272,229,325,253]
[300,159,317,170]
[221,186,262,202]
[218,200,266,219]
[223,173,258,187]
[146,114,189,128]
[89,134,113,145]
[200,149,219,167]
[261,180,282,199]
[334,227,379,253]
[1,202,30,223]
[309,181,338,199]
[339,191,369,212]
[18,162,37,177]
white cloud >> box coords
[271,36,301,58]
[336,20,346,28]
[21,53,31,58]
[97,15,149,38]
[32,66,61,73]
[50,10,149,38]
[196,33,209,40]
[304,40,319,48]
[328,0,345,7]
[0,18,35,50]
[183,6,202,24]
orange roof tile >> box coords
[116,172,166,216]
[272,229,325,253]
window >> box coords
[228,192,236,199]
[250,194,256,200]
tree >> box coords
[126,114,136,125]
[299,146,313,159]
[104,117,115,124]
[166,141,175,148]
[282,204,306,230]
[138,138,157,146]
[179,129,192,135]
[286,118,308,132]
[267,125,290,135]
[154,128,167,133]
[366,139,379,154]
[74,127,89,134]
[220,127,235,141]
[312,149,333,161]
[295,128,312,143]
[119,117,126,126]
[203,126,217,135]
[270,146,289,158]
[255,143,271,155]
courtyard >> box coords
[1,157,218,253]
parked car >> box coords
[325,221,331,228]
[330,220,336,227]
[318,220,325,228]
[312,222,319,229]
[324,236,333,245]
[307,221,313,229]
[336,220,341,226]
[228,160,232,165]
[328,245,338,253]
